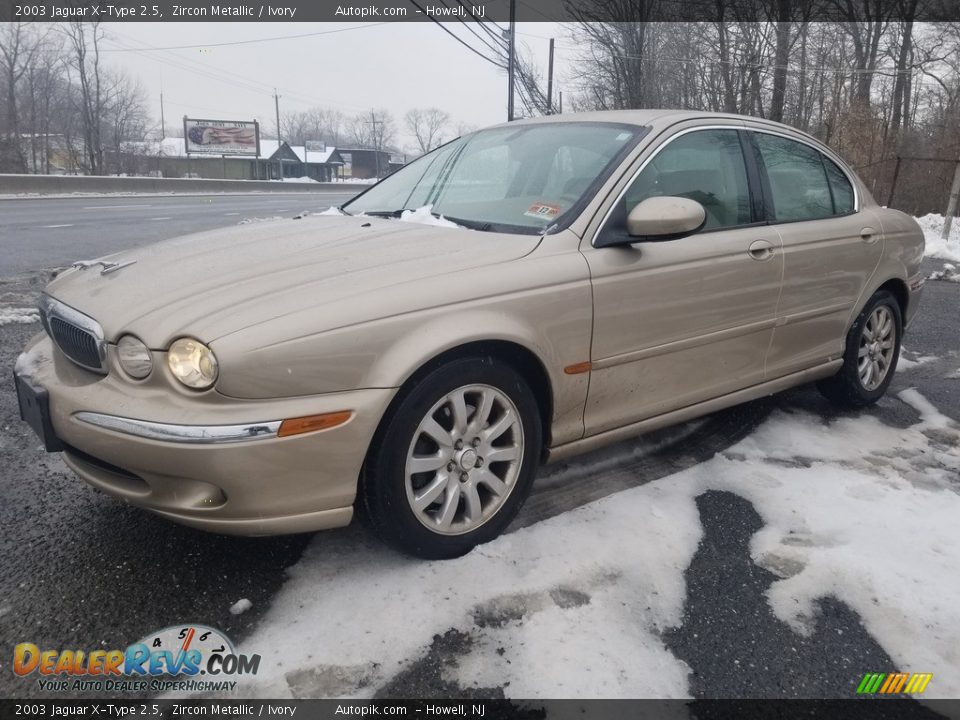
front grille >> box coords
[49,316,103,371]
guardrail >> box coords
[0,174,372,196]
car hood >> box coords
[45,215,541,347]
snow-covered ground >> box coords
[231,389,960,700]
[0,307,40,326]
[916,214,960,262]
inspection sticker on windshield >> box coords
[524,202,562,220]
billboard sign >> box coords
[183,118,260,156]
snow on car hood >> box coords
[45,215,541,347]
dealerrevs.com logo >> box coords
[13,624,260,693]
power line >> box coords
[407,0,507,69]
[100,23,390,52]
[105,32,371,113]
[441,0,509,58]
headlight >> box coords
[116,335,153,379]
[167,338,218,389]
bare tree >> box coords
[0,23,47,172]
[347,109,395,151]
[102,70,150,174]
[405,108,450,153]
[281,107,345,146]
[62,21,107,175]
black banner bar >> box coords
[3,0,960,23]
[1,699,960,720]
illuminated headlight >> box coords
[116,335,153,379]
[167,338,218,389]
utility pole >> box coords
[942,157,960,241]
[546,38,555,114]
[274,89,283,181]
[559,91,563,114]
[507,0,516,121]
[366,112,383,178]
[160,93,166,140]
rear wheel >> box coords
[818,290,902,408]
[362,356,541,559]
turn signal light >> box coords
[277,411,353,438]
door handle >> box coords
[860,227,879,244]
[748,240,775,261]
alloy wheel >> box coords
[404,384,524,536]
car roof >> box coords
[491,109,742,129]
[489,108,833,160]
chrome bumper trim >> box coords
[73,411,281,444]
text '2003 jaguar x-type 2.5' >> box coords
[15,110,924,559]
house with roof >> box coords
[117,137,346,181]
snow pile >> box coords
[398,204,461,229]
[269,177,319,184]
[334,177,378,185]
[229,599,253,616]
[915,214,960,262]
[0,307,40,326]
[318,206,344,216]
[231,482,700,699]
[226,389,960,699]
[14,340,51,378]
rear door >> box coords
[749,130,884,378]
[580,126,783,435]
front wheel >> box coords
[818,290,902,408]
[361,357,542,559]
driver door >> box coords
[581,127,783,435]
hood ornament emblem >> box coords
[71,259,137,275]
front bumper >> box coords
[17,334,396,535]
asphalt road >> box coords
[0,199,957,701]
[0,192,357,277]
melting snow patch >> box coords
[899,346,937,370]
[226,392,960,699]
[238,216,285,225]
[229,599,253,616]
[928,263,959,283]
[0,307,40,326]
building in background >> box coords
[116,138,346,181]
[338,148,403,180]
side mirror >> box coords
[626,196,707,240]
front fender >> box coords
[212,247,594,446]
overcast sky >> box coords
[99,22,572,153]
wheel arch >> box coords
[370,338,554,455]
[875,277,909,321]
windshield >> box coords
[342,122,646,234]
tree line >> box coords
[0,22,150,175]
[521,7,960,215]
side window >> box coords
[619,129,752,234]
[824,158,855,215]
[754,133,834,222]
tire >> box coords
[817,290,902,408]
[361,356,542,559]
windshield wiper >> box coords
[361,209,405,218]
[441,215,492,232]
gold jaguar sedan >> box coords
[14,110,924,558]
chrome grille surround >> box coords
[39,294,108,374]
